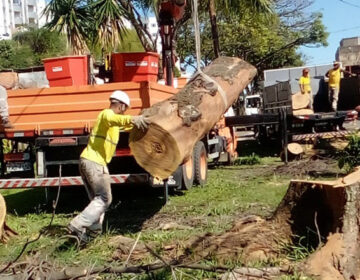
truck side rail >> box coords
[6,81,177,134]
[0,173,180,189]
[225,114,279,126]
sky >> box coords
[300,0,360,66]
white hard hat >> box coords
[110,90,131,107]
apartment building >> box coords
[0,0,46,39]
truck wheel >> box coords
[194,141,208,186]
[181,155,194,190]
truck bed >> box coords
[6,81,176,136]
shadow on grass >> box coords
[3,184,168,234]
[237,140,281,157]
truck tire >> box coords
[194,141,208,186]
[181,155,194,190]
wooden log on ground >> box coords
[129,57,257,179]
[280,142,304,161]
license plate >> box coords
[7,162,32,172]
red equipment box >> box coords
[112,52,159,83]
[43,55,88,87]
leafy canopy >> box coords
[0,28,67,70]
[176,0,328,73]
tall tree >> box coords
[44,0,158,53]
[91,0,127,53]
[176,1,328,73]
[208,0,273,58]
[43,0,91,54]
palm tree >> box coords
[92,0,127,53]
[209,0,273,58]
[43,0,91,54]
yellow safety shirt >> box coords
[299,76,311,94]
[81,109,133,166]
[328,68,341,88]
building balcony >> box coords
[27,0,36,6]
[28,12,37,18]
[12,5,22,11]
[14,17,23,25]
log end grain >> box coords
[129,124,181,180]
[292,92,310,110]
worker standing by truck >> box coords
[299,68,313,109]
[325,61,353,111]
[67,90,149,243]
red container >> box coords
[112,52,159,83]
[43,55,88,87]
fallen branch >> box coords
[0,166,63,274]
[0,259,292,280]
[124,232,142,266]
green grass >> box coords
[0,157,290,271]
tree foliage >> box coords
[42,0,328,73]
[0,28,67,70]
[338,133,360,173]
[44,0,157,54]
[44,0,92,54]
[176,0,328,73]
[0,40,34,69]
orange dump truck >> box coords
[0,80,237,191]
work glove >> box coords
[131,115,150,131]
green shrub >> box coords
[0,27,67,70]
[338,133,360,172]
[234,153,261,165]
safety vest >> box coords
[328,68,341,89]
[81,109,133,166]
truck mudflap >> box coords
[0,173,181,189]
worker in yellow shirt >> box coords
[299,68,312,109]
[325,61,353,111]
[67,90,149,243]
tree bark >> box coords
[209,0,220,58]
[118,0,155,52]
[129,57,257,179]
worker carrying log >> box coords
[67,90,150,244]
[325,61,354,111]
[299,68,313,109]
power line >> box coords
[338,0,360,9]
[329,25,360,34]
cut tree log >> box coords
[0,72,18,89]
[129,57,257,179]
[293,108,314,115]
[292,92,310,110]
[281,142,304,162]
[0,193,17,243]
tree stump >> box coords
[0,193,17,243]
[182,167,360,279]
[129,57,257,179]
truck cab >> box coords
[245,95,262,115]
